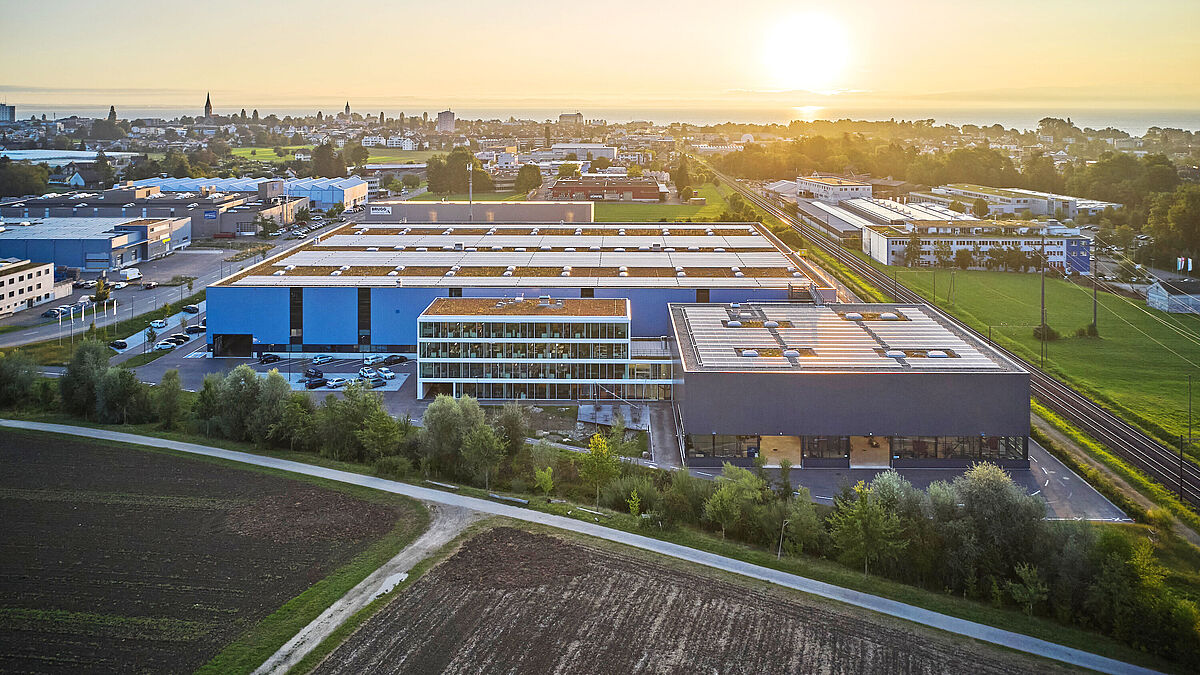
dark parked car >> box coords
[42,309,60,318]
[165,336,189,345]
[304,377,327,389]
[108,339,128,350]
[142,281,159,290]
[185,324,206,334]
[169,333,190,342]
[259,353,281,364]
[383,354,408,365]
[182,304,200,314]
[303,367,323,378]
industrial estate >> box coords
[2,3,1200,672]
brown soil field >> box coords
[0,430,422,674]
[314,527,1077,675]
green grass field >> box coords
[866,261,1200,456]
[594,183,733,222]
[229,147,436,165]
[229,145,311,162]
[410,191,523,202]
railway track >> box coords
[709,165,1200,507]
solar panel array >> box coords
[672,303,1013,373]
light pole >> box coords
[467,162,474,222]
[777,518,791,560]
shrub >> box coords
[373,455,412,479]
[601,475,659,514]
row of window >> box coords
[419,321,629,340]
[0,267,49,287]
[425,381,671,401]
[687,434,1027,462]
[420,361,672,381]
[420,341,629,360]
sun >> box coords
[761,12,852,93]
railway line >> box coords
[708,165,1200,507]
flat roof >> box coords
[221,220,811,289]
[0,216,170,241]
[671,303,1024,374]
[798,176,870,187]
[421,296,628,318]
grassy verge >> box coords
[4,412,1190,673]
[287,518,497,674]
[594,182,733,222]
[119,348,177,368]
[1033,401,1200,535]
[5,289,205,365]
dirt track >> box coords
[315,527,1078,674]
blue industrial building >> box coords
[205,220,826,364]
[130,176,368,211]
[0,216,191,271]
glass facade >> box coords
[685,434,1027,464]
[417,315,672,401]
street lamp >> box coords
[777,518,791,560]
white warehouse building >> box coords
[796,175,873,203]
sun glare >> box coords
[761,13,852,93]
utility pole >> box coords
[1091,241,1098,331]
[467,162,474,222]
[1181,435,1186,501]
[1040,235,1047,370]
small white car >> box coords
[358,367,377,378]
[312,354,333,364]
[150,319,168,329]
[376,367,395,380]
[111,282,129,290]
[363,354,384,365]
[154,340,176,351]
[325,377,347,388]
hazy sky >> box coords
[3,0,1198,111]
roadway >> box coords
[0,419,1158,675]
[704,161,1200,509]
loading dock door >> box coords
[213,333,252,357]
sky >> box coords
[2,0,1198,115]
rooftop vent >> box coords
[727,320,743,327]
[505,265,516,272]
[366,246,378,252]
[330,271,342,276]
[565,247,576,252]
[284,264,296,271]
[540,245,552,251]
[844,312,864,321]
[733,271,744,277]
[674,266,684,272]
[589,245,601,251]
[664,247,675,252]
[339,265,351,271]
[740,349,759,357]
[764,320,779,328]
[445,270,456,277]
[714,247,726,252]
[394,265,405,271]
[272,270,285,276]
[502,270,513,276]
[515,247,526,252]
[416,247,428,252]
[618,266,628,272]
[782,348,801,357]
[687,246,700,251]
[393,245,405,250]
[614,247,625,252]
[880,312,901,320]
[927,350,949,358]
[730,266,740,273]
[386,271,398,276]
[618,271,628,277]
[885,349,905,358]
[491,245,504,251]
[676,271,686,277]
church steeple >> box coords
[344,101,350,116]
[204,92,213,119]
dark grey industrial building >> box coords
[670,302,1030,469]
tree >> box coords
[578,433,621,506]
[0,157,50,196]
[902,231,923,266]
[107,105,117,123]
[627,488,641,517]
[933,240,953,267]
[954,247,974,270]
[343,142,369,166]
[777,458,792,499]
[95,367,152,424]
[311,143,345,178]
[1007,563,1049,615]
[217,365,261,441]
[356,408,404,459]
[828,481,907,574]
[295,206,311,223]
[515,164,542,192]
[192,373,223,436]
[557,163,580,178]
[1147,184,1200,255]
[59,341,110,417]
[679,185,695,201]
[0,350,35,407]
[703,486,740,539]
[155,369,185,430]
[247,370,290,446]
[949,200,967,214]
[534,465,554,497]
[494,402,528,456]
[591,156,612,171]
[401,173,420,189]
[972,197,991,218]
[703,463,766,539]
[670,156,691,188]
[461,423,504,490]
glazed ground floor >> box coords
[685,433,1028,469]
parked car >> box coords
[383,354,408,365]
[304,377,327,389]
[376,367,396,380]
[358,366,377,378]
[42,308,61,318]
[165,336,189,346]
[142,281,159,290]
[364,376,386,389]
[150,319,168,329]
[154,340,176,351]
[325,377,347,388]
[363,354,384,365]
[111,282,129,291]
[259,353,281,364]
[182,304,200,314]
[109,339,128,350]
[311,354,333,364]
[303,367,323,378]
[185,324,206,334]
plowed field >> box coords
[315,527,1076,674]
[0,430,421,673]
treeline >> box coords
[426,147,494,194]
[1,341,1197,666]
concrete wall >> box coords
[678,370,1030,438]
